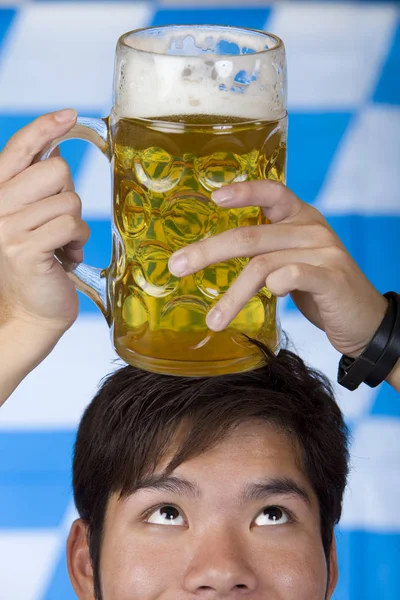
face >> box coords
[67,420,338,599]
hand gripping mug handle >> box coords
[40,117,112,323]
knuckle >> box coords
[305,222,335,246]
[306,204,327,224]
[233,226,257,248]
[62,214,89,242]
[49,156,70,179]
[0,218,21,259]
[269,179,286,196]
[0,216,13,247]
[268,180,288,204]
[185,239,214,270]
[62,191,82,215]
[249,255,269,277]
[235,181,252,202]
[322,244,349,265]
[192,241,209,266]
[286,263,304,282]
[81,220,91,242]
[3,242,21,262]
[63,213,79,232]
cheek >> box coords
[99,528,186,600]
[258,536,328,600]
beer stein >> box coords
[44,25,287,376]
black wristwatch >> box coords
[337,292,400,391]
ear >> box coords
[67,519,96,599]
[326,533,339,598]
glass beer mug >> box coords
[45,25,287,376]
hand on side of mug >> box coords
[0,109,88,339]
[0,109,92,405]
[168,180,388,359]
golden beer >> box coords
[111,114,287,375]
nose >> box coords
[183,529,258,596]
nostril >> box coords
[198,583,249,592]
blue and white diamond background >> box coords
[0,1,399,598]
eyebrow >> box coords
[239,477,311,506]
[130,474,311,507]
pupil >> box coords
[161,506,178,520]
[265,507,282,521]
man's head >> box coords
[68,342,349,600]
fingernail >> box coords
[169,252,188,277]
[206,307,224,331]
[212,188,235,205]
[54,108,78,124]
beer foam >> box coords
[113,26,286,121]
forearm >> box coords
[0,319,61,406]
[386,359,400,393]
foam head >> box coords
[113,25,286,121]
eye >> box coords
[146,505,185,526]
[254,506,290,526]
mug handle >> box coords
[40,116,112,323]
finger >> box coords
[0,109,77,184]
[0,157,74,217]
[205,249,325,331]
[1,192,82,234]
[211,180,302,223]
[266,264,330,298]
[29,214,90,256]
[211,179,324,225]
[57,237,87,268]
[32,139,60,164]
[169,222,334,278]
[267,264,329,330]
[55,246,84,269]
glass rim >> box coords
[118,24,283,58]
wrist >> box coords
[338,292,400,391]
[348,296,389,359]
[386,359,400,391]
[0,316,67,406]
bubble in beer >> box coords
[134,146,184,193]
[161,191,219,249]
[230,295,266,333]
[122,288,149,329]
[161,295,210,329]
[194,260,241,299]
[260,124,286,182]
[134,241,179,297]
[194,151,247,191]
[118,180,151,238]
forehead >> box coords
[106,419,320,521]
[154,420,311,494]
